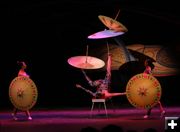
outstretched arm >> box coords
[81,69,93,86]
[76,84,96,97]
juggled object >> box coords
[88,30,124,39]
[98,15,128,32]
[68,56,105,69]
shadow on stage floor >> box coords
[0,106,180,132]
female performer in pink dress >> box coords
[11,61,32,120]
[143,59,166,119]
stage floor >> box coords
[0,106,180,132]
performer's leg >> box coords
[12,107,18,120]
[158,101,164,112]
[25,110,32,120]
[104,91,126,98]
[76,84,96,97]
[147,108,152,116]
[158,101,166,117]
[144,108,152,119]
[13,107,18,115]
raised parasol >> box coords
[9,76,38,111]
[98,15,128,32]
[88,29,124,39]
[126,73,161,109]
[68,56,105,69]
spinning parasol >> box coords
[88,29,124,39]
[68,45,105,69]
[126,73,161,109]
[88,9,126,40]
[68,56,105,69]
[98,15,128,32]
[9,76,38,111]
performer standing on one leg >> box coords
[143,59,166,119]
[11,61,32,120]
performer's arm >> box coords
[148,66,152,74]
[106,53,112,80]
[81,69,93,86]
[76,84,96,97]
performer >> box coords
[11,61,32,120]
[76,53,126,99]
[143,59,166,119]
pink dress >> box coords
[143,66,152,74]
[18,70,29,77]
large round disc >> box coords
[9,76,38,111]
[126,73,161,109]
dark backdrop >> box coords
[1,1,180,109]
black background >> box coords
[1,0,180,109]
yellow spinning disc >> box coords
[9,76,38,111]
[98,15,128,32]
[126,73,161,109]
